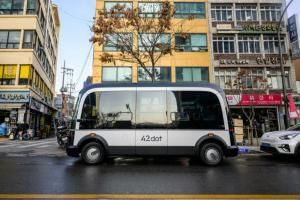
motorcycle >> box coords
[56,126,69,148]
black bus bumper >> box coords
[66,145,80,157]
[225,146,239,157]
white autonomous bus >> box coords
[66,83,238,166]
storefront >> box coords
[227,94,282,138]
[0,91,55,138]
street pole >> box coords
[278,0,294,129]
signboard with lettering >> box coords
[226,94,282,106]
[242,24,281,33]
[0,91,30,103]
[288,15,300,59]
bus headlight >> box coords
[279,133,299,140]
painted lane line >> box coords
[0,194,300,199]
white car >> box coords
[260,125,300,157]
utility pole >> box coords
[278,0,294,129]
[60,61,74,121]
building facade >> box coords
[0,0,60,137]
[93,0,212,84]
[208,0,295,136]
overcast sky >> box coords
[52,0,300,97]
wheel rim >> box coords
[205,147,220,163]
[86,146,101,163]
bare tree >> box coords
[91,1,194,82]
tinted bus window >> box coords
[99,91,136,129]
[168,91,224,129]
[80,92,100,129]
[136,91,167,129]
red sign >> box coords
[240,94,282,106]
[226,94,282,106]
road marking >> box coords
[0,194,300,199]
[18,141,55,148]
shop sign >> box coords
[216,24,232,30]
[256,57,286,65]
[242,24,281,33]
[220,59,249,65]
[30,98,42,111]
[227,94,282,106]
[288,15,300,59]
[0,91,30,103]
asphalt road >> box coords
[0,138,299,197]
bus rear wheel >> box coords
[81,142,105,165]
[200,143,223,166]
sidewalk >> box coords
[0,136,9,143]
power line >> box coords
[59,8,94,24]
[74,44,94,86]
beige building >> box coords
[0,0,60,137]
[93,0,212,84]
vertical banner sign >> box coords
[288,15,300,59]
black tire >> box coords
[200,143,223,166]
[81,142,105,165]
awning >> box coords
[0,103,25,110]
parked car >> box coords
[260,124,300,158]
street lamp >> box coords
[278,0,294,128]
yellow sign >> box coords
[0,66,3,78]
[3,65,17,79]
[20,65,30,79]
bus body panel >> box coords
[68,84,238,158]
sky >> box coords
[52,0,300,97]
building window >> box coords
[19,65,33,85]
[211,4,233,21]
[260,4,281,22]
[104,33,132,52]
[240,68,265,89]
[0,65,17,85]
[238,35,260,53]
[138,33,170,51]
[138,2,162,18]
[176,67,209,82]
[138,67,171,82]
[0,30,20,49]
[175,2,205,19]
[23,30,36,48]
[263,35,286,54]
[0,0,24,15]
[215,68,237,89]
[104,1,132,16]
[213,35,235,53]
[236,4,257,21]
[175,33,207,52]
[102,67,132,82]
[267,69,290,89]
[26,0,39,14]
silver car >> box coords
[260,125,300,157]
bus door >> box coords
[135,88,168,155]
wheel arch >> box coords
[77,134,109,154]
[195,135,228,155]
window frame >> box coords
[175,2,206,19]
[102,66,132,83]
[176,67,209,82]
[175,33,208,52]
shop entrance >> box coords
[231,107,279,138]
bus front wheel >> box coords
[81,142,105,165]
[200,143,223,166]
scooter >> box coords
[56,126,69,148]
